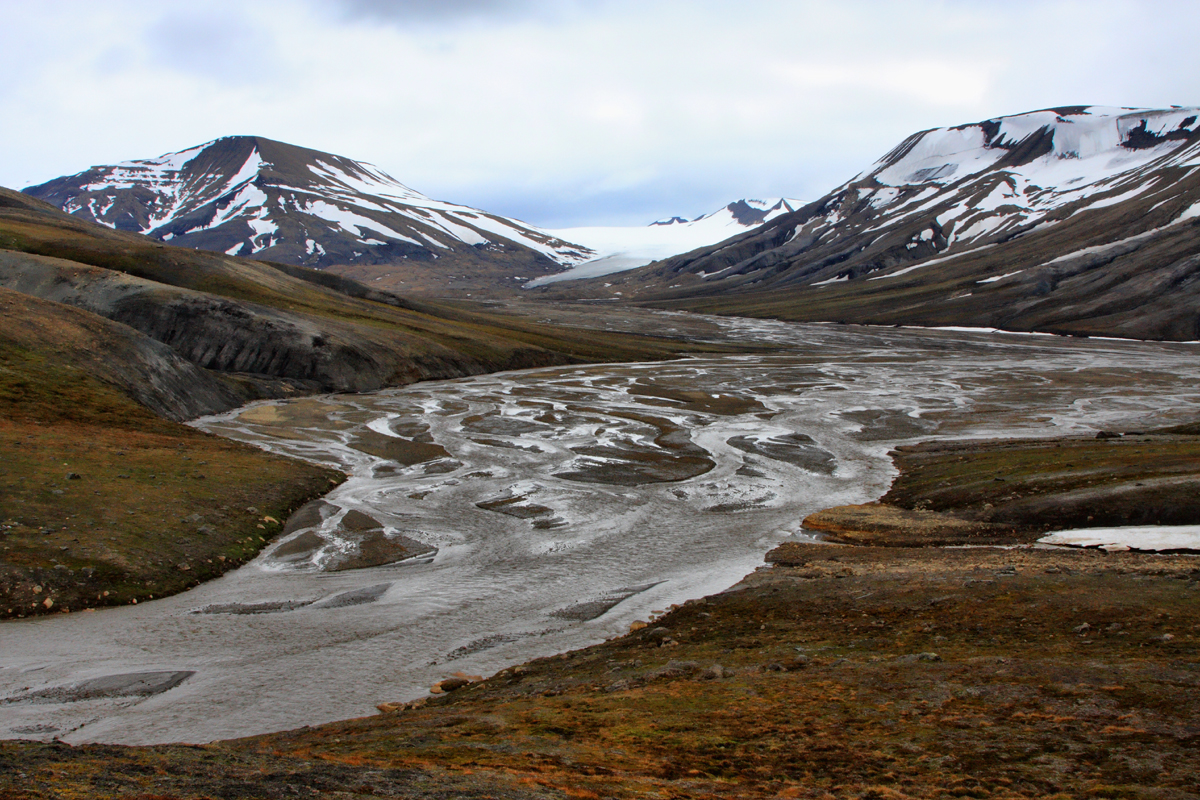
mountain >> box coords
[23,136,593,296]
[558,106,1200,341]
[528,198,802,287]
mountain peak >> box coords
[24,137,592,277]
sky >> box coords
[2,0,1198,227]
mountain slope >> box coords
[562,106,1200,340]
[23,136,593,295]
[529,198,802,286]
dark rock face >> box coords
[0,249,565,405]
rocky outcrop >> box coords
[0,286,242,420]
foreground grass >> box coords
[0,417,341,618]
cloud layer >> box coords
[3,0,1197,226]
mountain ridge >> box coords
[548,105,1200,341]
[23,135,593,292]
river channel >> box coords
[2,316,1199,745]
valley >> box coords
[4,102,1200,799]
[1,317,1198,752]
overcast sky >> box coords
[2,0,1197,226]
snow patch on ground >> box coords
[1040,525,1200,552]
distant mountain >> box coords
[566,106,1200,341]
[529,198,802,287]
[23,136,593,295]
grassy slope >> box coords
[805,434,1200,546]
[0,290,344,619]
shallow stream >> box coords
[2,317,1199,745]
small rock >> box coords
[703,664,728,680]
[917,652,941,662]
[657,660,701,678]
[1073,623,1091,635]
[66,473,81,481]
[628,620,648,633]
[995,566,1017,576]
[431,676,472,693]
[50,489,64,496]
[646,626,672,640]
[1151,633,1175,643]
[42,598,53,609]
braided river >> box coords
[3,314,1199,744]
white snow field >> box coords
[529,198,803,285]
[1040,525,1200,552]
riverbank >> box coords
[804,428,1200,547]
[0,294,345,619]
[4,540,1196,798]
[4,429,1199,798]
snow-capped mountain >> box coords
[528,198,802,286]
[580,106,1200,340]
[23,136,593,282]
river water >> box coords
[2,317,1199,745]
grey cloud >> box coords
[328,0,577,23]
